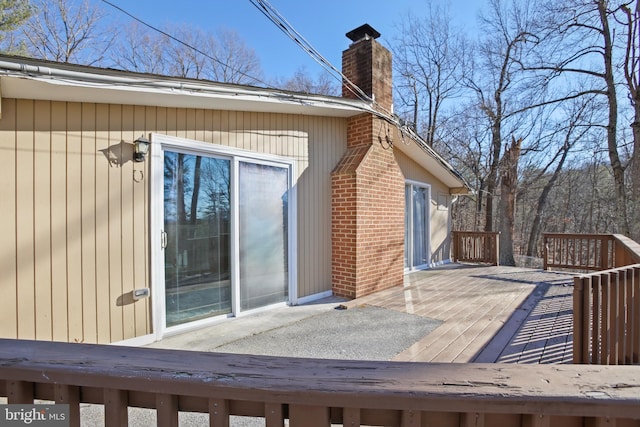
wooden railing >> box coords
[543,233,640,271]
[1,339,640,427]
[547,233,640,365]
[574,264,640,364]
[452,231,499,266]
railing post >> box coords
[494,233,500,266]
[601,236,610,270]
[209,398,229,427]
[452,231,459,262]
[156,394,178,427]
[634,267,640,364]
[401,409,422,427]
[54,384,80,427]
[265,403,284,427]
[7,380,33,404]
[289,405,330,427]
[573,276,585,364]
[343,408,360,427]
[543,235,549,270]
[104,389,128,427]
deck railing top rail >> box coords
[543,233,640,271]
[1,339,640,426]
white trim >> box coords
[0,60,369,118]
[111,333,157,347]
[149,133,166,342]
[295,290,333,305]
[404,180,432,271]
[234,301,289,318]
[287,165,298,305]
[162,313,232,338]
[150,133,297,340]
[230,157,241,316]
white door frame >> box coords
[405,180,432,271]
[149,133,297,340]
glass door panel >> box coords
[404,185,411,268]
[164,151,231,327]
[239,162,289,310]
[412,186,428,266]
[405,183,430,269]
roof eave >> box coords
[0,57,369,118]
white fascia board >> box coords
[0,69,368,118]
[394,135,470,192]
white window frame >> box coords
[405,180,431,272]
[149,133,298,339]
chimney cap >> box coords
[346,24,381,42]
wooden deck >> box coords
[343,263,576,364]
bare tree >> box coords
[392,3,467,145]
[272,66,339,95]
[620,2,640,239]
[204,28,263,85]
[524,94,597,256]
[13,0,114,65]
[528,0,635,235]
[109,23,263,85]
[109,22,169,74]
[468,0,542,240]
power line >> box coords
[248,0,373,104]
[99,0,276,89]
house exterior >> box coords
[0,25,468,345]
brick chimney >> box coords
[331,25,405,299]
[341,24,393,113]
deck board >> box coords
[345,264,576,364]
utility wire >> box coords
[100,0,276,89]
[248,0,373,104]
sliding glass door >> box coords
[164,152,231,327]
[239,162,289,310]
[154,136,294,333]
[405,182,431,270]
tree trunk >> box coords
[498,137,522,266]
[484,119,502,232]
[623,2,640,240]
[598,0,629,235]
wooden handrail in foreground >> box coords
[452,231,499,266]
[1,339,640,427]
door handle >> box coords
[161,230,168,249]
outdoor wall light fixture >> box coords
[133,135,150,162]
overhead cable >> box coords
[100,0,275,89]
[248,0,374,104]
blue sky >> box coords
[102,0,481,81]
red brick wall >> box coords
[331,115,405,299]
[342,37,393,112]
[332,29,404,299]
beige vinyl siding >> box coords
[0,98,346,343]
[0,97,17,338]
[395,149,453,264]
